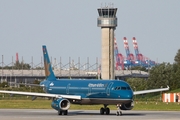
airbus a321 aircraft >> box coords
[0,45,169,116]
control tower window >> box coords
[102,9,108,18]
[98,8,117,18]
[109,9,115,17]
[98,9,102,16]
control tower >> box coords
[97,6,117,80]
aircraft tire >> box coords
[105,108,110,115]
[100,107,105,115]
[116,112,119,116]
[64,110,68,115]
[116,111,122,116]
[58,110,62,115]
[120,111,122,116]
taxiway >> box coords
[0,109,179,120]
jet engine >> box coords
[120,101,134,110]
[51,98,70,111]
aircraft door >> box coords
[106,82,113,96]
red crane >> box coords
[114,38,124,70]
[16,53,19,63]
[123,37,135,68]
[132,37,155,67]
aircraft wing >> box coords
[11,83,41,87]
[133,86,169,95]
[0,90,81,100]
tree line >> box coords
[127,49,180,92]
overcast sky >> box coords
[0,0,180,66]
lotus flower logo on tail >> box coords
[42,45,56,80]
[44,60,50,77]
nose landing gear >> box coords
[116,104,122,116]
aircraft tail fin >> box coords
[42,45,56,81]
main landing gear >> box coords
[100,104,110,115]
[58,110,68,115]
[100,104,123,116]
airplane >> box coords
[0,45,169,116]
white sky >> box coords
[0,0,180,65]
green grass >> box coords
[170,88,180,93]
[0,99,51,109]
[132,101,180,111]
[0,99,180,111]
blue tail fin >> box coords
[42,45,56,81]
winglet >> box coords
[42,45,56,81]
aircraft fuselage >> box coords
[41,79,133,105]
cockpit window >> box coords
[114,87,120,90]
[114,86,131,90]
[121,87,126,90]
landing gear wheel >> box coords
[58,110,68,115]
[64,110,68,115]
[120,111,122,116]
[116,111,119,116]
[105,108,110,115]
[58,110,62,115]
[116,111,122,116]
[100,107,105,115]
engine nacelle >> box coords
[120,101,134,110]
[51,98,70,111]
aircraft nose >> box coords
[126,91,133,99]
